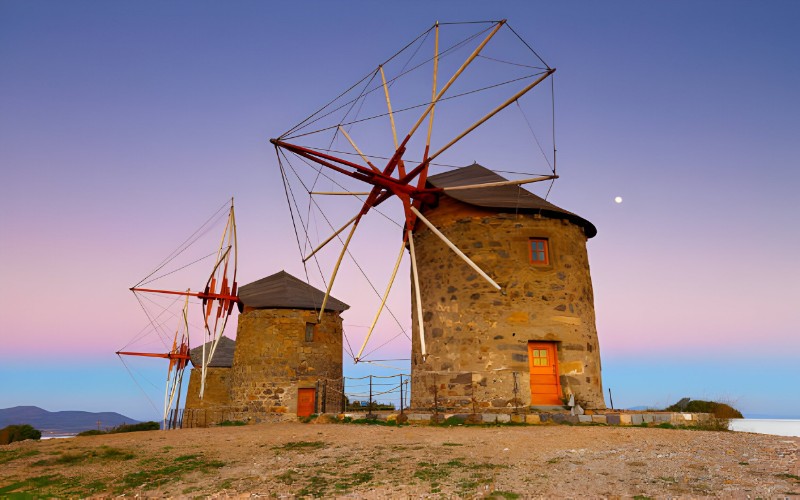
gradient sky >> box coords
[1,1,798,421]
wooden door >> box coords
[297,388,316,417]
[528,342,562,405]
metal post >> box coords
[608,388,614,410]
[315,380,320,414]
[368,375,375,419]
[399,374,404,414]
[432,373,439,415]
[341,376,346,412]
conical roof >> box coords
[237,270,350,312]
[426,164,597,238]
[189,335,235,368]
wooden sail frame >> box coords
[125,198,239,409]
[117,292,191,430]
[273,20,557,362]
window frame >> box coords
[304,322,315,342]
[528,238,550,266]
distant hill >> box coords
[0,406,141,436]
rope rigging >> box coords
[276,147,413,361]
[273,19,560,367]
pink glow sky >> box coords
[1,1,798,421]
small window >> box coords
[304,323,315,342]
[532,349,548,366]
[529,238,549,265]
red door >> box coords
[297,388,316,417]
[529,342,562,405]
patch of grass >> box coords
[32,446,135,466]
[414,461,453,482]
[334,471,374,491]
[275,470,298,485]
[468,462,509,470]
[297,473,332,497]
[777,473,800,481]
[84,479,107,492]
[739,461,749,466]
[633,496,653,500]
[442,442,463,446]
[54,452,86,465]
[659,476,678,483]
[491,492,520,499]
[0,474,64,495]
[546,457,560,464]
[346,418,400,426]
[0,449,40,465]
[627,461,646,467]
[273,441,327,451]
[117,453,224,492]
[656,422,675,429]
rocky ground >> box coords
[1,420,798,498]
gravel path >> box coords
[2,421,798,498]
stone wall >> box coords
[410,196,605,410]
[229,308,344,421]
[183,367,232,428]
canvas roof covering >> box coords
[237,270,350,312]
[189,335,235,368]
[426,164,597,238]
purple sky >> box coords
[1,1,798,421]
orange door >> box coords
[297,388,316,417]
[528,342,562,405]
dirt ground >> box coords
[1,421,798,498]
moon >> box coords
[614,196,623,204]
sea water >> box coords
[729,419,800,437]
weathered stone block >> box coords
[525,414,541,424]
[591,415,607,424]
[605,414,621,425]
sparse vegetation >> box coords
[272,440,327,451]
[0,448,40,465]
[76,421,160,436]
[32,446,136,466]
[218,420,247,426]
[664,399,743,419]
[117,453,224,492]
[0,424,42,444]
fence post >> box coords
[399,374,404,415]
[341,376,346,413]
[367,375,375,419]
[315,380,320,414]
[432,372,439,416]
[322,379,327,414]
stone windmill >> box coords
[272,20,606,413]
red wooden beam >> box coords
[116,351,191,360]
